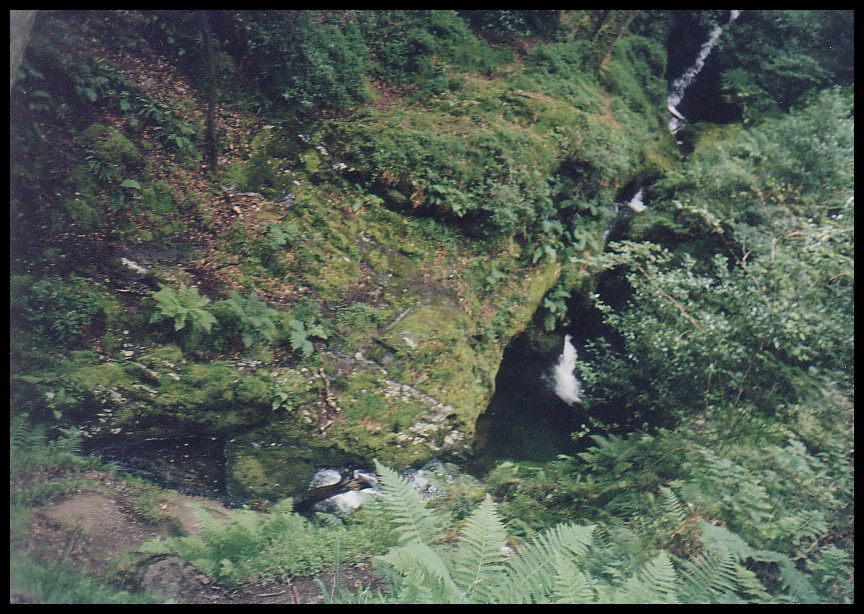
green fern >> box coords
[678,550,743,603]
[658,485,688,528]
[374,459,445,547]
[604,551,679,604]
[287,317,329,357]
[368,462,706,604]
[379,541,463,603]
[493,522,596,604]
[10,413,85,473]
[215,291,281,349]
[450,494,508,603]
[677,521,819,603]
[150,283,217,334]
[551,553,595,604]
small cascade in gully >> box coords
[467,329,591,475]
[553,334,582,406]
[603,187,647,246]
[667,10,741,136]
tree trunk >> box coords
[592,10,639,70]
[10,10,38,93]
[200,11,218,173]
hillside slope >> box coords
[11,10,675,497]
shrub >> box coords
[222,11,369,115]
[12,275,118,346]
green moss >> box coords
[138,180,175,214]
[60,196,103,232]
[224,428,362,499]
[70,361,131,391]
[226,456,272,500]
[78,123,141,184]
[141,344,185,366]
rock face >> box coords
[220,257,563,499]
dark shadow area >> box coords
[467,329,590,476]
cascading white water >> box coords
[625,188,646,213]
[667,10,741,135]
[553,334,582,405]
[308,468,378,516]
[603,188,646,245]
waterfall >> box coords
[625,188,646,213]
[553,334,582,405]
[667,10,741,135]
[603,188,646,245]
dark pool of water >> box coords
[86,435,226,499]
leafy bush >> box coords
[218,11,369,115]
[579,87,854,433]
[78,123,141,186]
[12,275,118,346]
[458,10,561,41]
[357,10,510,94]
[716,10,854,119]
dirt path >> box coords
[12,469,382,604]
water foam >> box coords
[553,334,582,405]
[667,10,742,134]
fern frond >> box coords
[493,522,596,604]
[606,551,679,604]
[658,485,688,527]
[137,537,173,556]
[698,521,755,560]
[10,413,40,453]
[751,549,820,604]
[729,561,772,603]
[374,459,444,547]
[551,553,595,604]
[450,494,508,603]
[378,542,463,603]
[677,550,742,604]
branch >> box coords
[636,266,704,332]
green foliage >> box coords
[374,460,446,547]
[9,413,87,475]
[220,11,370,115]
[9,9,855,605]
[78,123,141,186]
[286,303,331,358]
[357,10,510,94]
[578,86,854,436]
[716,10,854,119]
[12,275,119,347]
[212,291,282,351]
[137,180,176,214]
[149,284,217,335]
[459,10,561,41]
[10,551,156,604]
[141,498,395,586]
[352,462,832,604]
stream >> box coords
[79,12,741,508]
